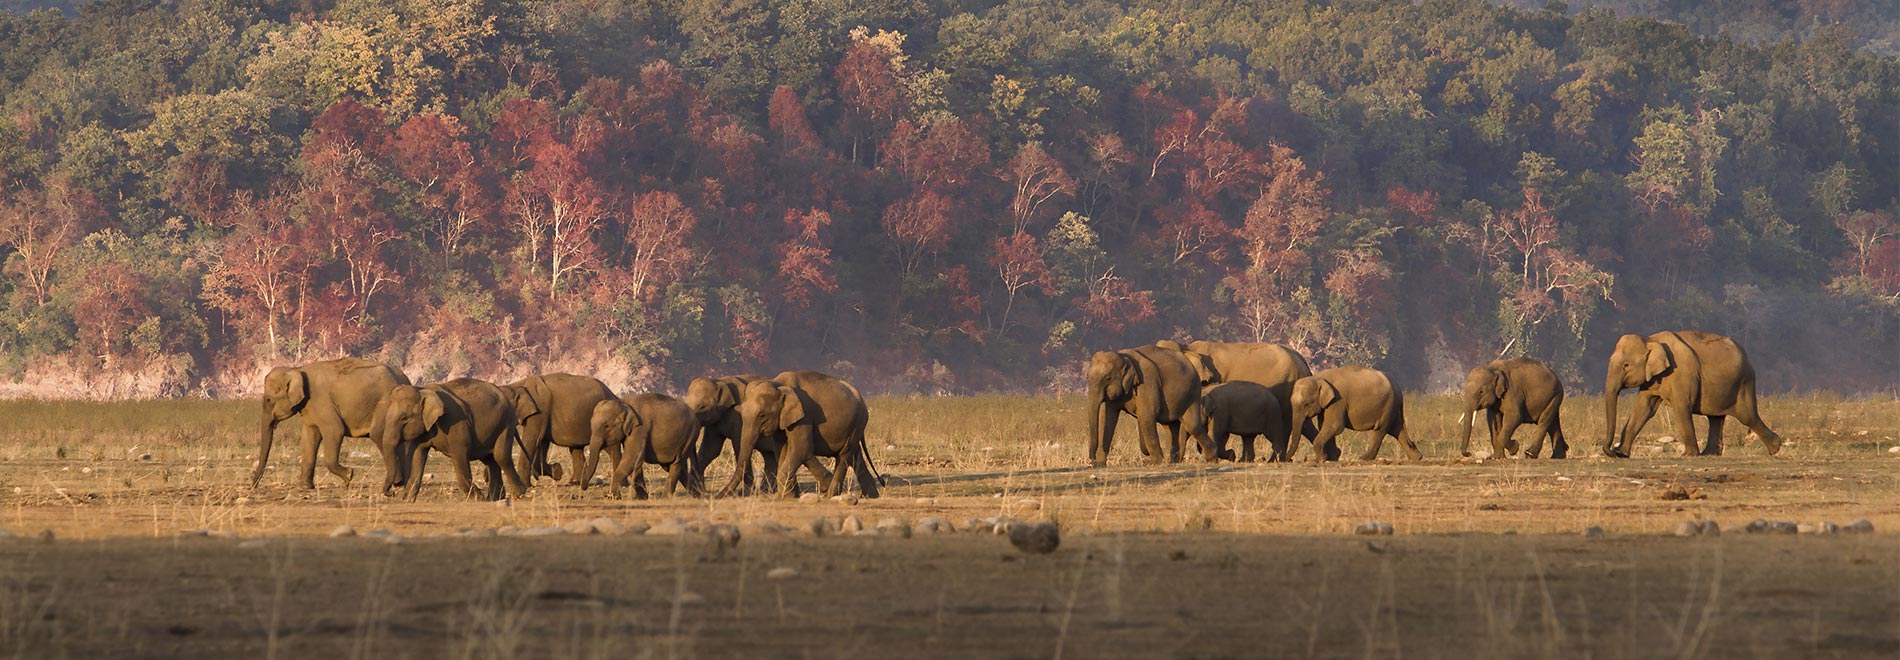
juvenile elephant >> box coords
[1158,340,1314,456]
[254,358,410,489]
[582,393,704,499]
[1458,358,1567,459]
[1202,381,1290,462]
[372,379,525,502]
[1287,366,1422,462]
[1603,331,1782,457]
[503,373,616,485]
[1085,344,1215,466]
[722,371,882,499]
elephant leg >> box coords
[579,440,606,491]
[497,429,527,497]
[404,445,430,502]
[1394,428,1424,460]
[320,432,354,487]
[1496,420,1525,459]
[608,450,637,499]
[661,458,687,497]
[1700,416,1726,457]
[565,446,587,485]
[633,459,651,500]
[1162,422,1185,464]
[805,456,834,494]
[1615,396,1662,457]
[1732,393,1783,455]
[850,441,880,498]
[1136,414,1165,464]
[1359,429,1386,461]
[297,425,323,489]
[775,436,813,499]
[1669,402,1700,456]
[480,456,504,501]
[1309,416,1346,464]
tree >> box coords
[776,207,837,314]
[0,176,101,307]
[881,190,952,277]
[619,190,697,307]
[201,192,310,355]
[503,120,609,301]
[1001,142,1076,234]
[990,231,1052,333]
[1478,189,1615,356]
[390,113,493,256]
[835,27,907,163]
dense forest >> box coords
[0,0,1893,397]
[1497,1,1900,55]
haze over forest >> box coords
[0,0,1893,397]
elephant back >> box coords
[1187,341,1312,388]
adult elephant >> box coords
[502,373,616,485]
[1160,340,1314,459]
[372,379,525,502]
[720,371,881,499]
[254,358,410,489]
[1287,366,1421,462]
[1603,331,1782,457]
[1458,358,1567,459]
[1085,344,1215,466]
[581,393,704,499]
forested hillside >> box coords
[1495,1,1900,56]
[0,0,1893,397]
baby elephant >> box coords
[1459,358,1567,458]
[1287,366,1421,462]
[583,393,704,499]
[373,379,525,502]
[1202,381,1291,462]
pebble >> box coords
[1008,522,1061,554]
[831,493,861,506]
[1889,446,1899,454]
[1674,521,1703,537]
[766,567,799,580]
[514,527,567,537]
[1012,498,1042,512]
[457,528,499,538]
[361,528,395,539]
[874,518,912,538]
[1352,522,1394,536]
[1699,520,1722,536]
[381,534,406,545]
[798,493,821,503]
[807,517,837,537]
[990,517,1028,535]
[745,519,793,535]
[1744,519,1770,534]
[328,525,357,538]
[561,519,599,535]
[707,524,742,550]
[914,497,938,506]
[137,453,153,461]
[36,529,56,542]
[915,516,956,535]
[1768,521,1799,534]
[839,515,865,534]
[647,519,691,536]
[590,518,631,536]
[1844,519,1875,534]
[494,499,511,508]
[1583,526,1605,538]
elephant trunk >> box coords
[1088,385,1118,466]
[1603,369,1624,455]
[252,400,278,486]
[1458,408,1475,457]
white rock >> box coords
[831,493,861,506]
[328,525,357,538]
[1888,446,1899,454]
[807,517,836,537]
[1012,498,1042,511]
[381,534,406,545]
[561,519,598,535]
[914,497,938,506]
[707,524,742,549]
[515,527,567,537]
[874,518,912,538]
[647,519,690,536]
[1744,519,1769,534]
[766,567,799,580]
[745,519,793,535]
[1699,520,1722,536]
[1844,519,1875,534]
[1008,522,1061,554]
[1768,521,1798,534]
[991,517,1028,535]
[839,515,865,534]
[915,516,956,534]
[1797,523,1817,534]
[1352,522,1394,536]
[1674,521,1702,537]
[1815,522,1840,535]
[590,518,630,536]
[798,492,821,503]
[458,528,499,538]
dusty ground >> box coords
[0,394,1896,657]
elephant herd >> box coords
[253,363,882,501]
[1087,331,1784,465]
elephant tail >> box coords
[863,440,887,488]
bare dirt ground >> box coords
[1,394,1897,658]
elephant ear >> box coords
[1643,342,1674,382]
[422,390,448,430]
[285,369,309,407]
[511,385,542,420]
[1183,350,1218,384]
[777,385,807,429]
[620,401,644,434]
[1116,353,1143,395]
[1487,368,1509,403]
[1315,379,1340,409]
[716,379,742,409]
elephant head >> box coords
[502,382,544,425]
[1085,351,1143,465]
[253,366,310,486]
[1287,377,1338,440]
[732,380,807,474]
[581,399,642,488]
[372,384,452,495]
[684,377,739,426]
[1458,366,1507,456]
[1603,334,1674,451]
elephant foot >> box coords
[1600,446,1627,459]
[547,463,564,481]
[1089,459,1107,468]
[1699,448,1723,457]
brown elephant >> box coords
[373,379,525,502]
[1159,340,1315,458]
[722,371,881,499]
[1085,344,1216,466]
[502,373,616,485]
[1458,358,1567,459]
[1202,381,1290,462]
[582,393,704,499]
[254,357,410,489]
[1603,331,1782,457]
[1287,366,1421,462]
[685,374,796,494]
